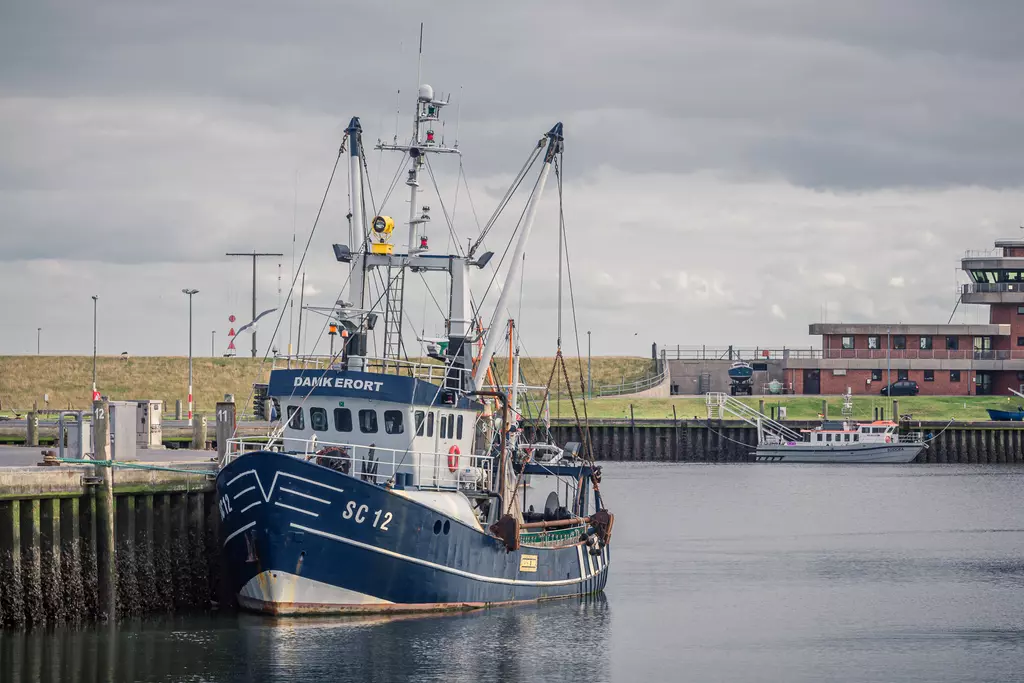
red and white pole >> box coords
[188,386,193,425]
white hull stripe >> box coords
[240,501,262,514]
[280,487,331,505]
[275,501,318,517]
[224,521,256,546]
[292,523,596,587]
[225,469,345,503]
[233,485,256,501]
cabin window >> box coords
[946,336,959,351]
[358,409,378,433]
[286,405,304,430]
[447,414,455,439]
[844,434,850,442]
[309,407,328,432]
[384,410,404,434]
[871,369,882,381]
[950,370,961,382]
[826,434,832,442]
[924,370,934,382]
[867,335,880,350]
[854,434,859,442]
[334,408,353,432]
[817,434,822,442]
[439,415,447,439]
[919,336,933,350]
[841,336,854,350]
[893,335,906,350]
[457,415,464,440]
[415,411,425,436]
[427,412,435,436]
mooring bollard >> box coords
[821,400,828,420]
[758,399,765,415]
[26,411,39,447]
[191,414,208,450]
[892,400,899,422]
[216,401,236,466]
[175,400,182,421]
[92,397,116,622]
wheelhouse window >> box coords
[924,370,934,382]
[384,410,404,434]
[427,412,435,436]
[950,370,961,382]
[867,335,880,350]
[893,335,906,350]
[919,336,933,350]
[358,409,378,433]
[447,414,455,439]
[946,336,959,351]
[415,411,425,436]
[853,434,859,442]
[309,407,328,432]
[871,369,883,381]
[897,369,909,381]
[286,405,304,430]
[439,415,447,439]
[456,415,464,440]
[841,336,854,350]
[334,408,352,432]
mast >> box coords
[470,123,564,392]
[347,117,364,251]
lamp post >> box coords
[91,295,99,395]
[886,325,891,396]
[587,330,592,399]
[211,330,216,358]
[182,289,199,426]
[37,327,41,355]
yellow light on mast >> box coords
[370,215,395,255]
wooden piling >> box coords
[27,412,39,447]
[191,415,208,450]
[93,398,116,622]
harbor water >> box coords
[4,462,1024,682]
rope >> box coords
[55,459,218,476]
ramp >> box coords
[705,393,803,445]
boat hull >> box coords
[216,451,610,615]
[986,409,1024,421]
[755,443,924,463]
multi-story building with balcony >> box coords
[785,239,1024,396]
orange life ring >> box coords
[448,444,461,472]
[885,436,892,443]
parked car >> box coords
[880,380,919,396]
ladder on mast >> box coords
[705,392,804,445]
[382,265,406,367]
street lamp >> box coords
[91,295,99,395]
[211,330,216,358]
[37,327,41,355]
[182,289,199,426]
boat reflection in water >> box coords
[1,596,610,683]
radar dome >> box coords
[418,84,434,102]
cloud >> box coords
[1,1,1024,357]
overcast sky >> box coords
[2,1,1023,359]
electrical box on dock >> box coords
[132,399,164,449]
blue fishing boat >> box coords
[216,73,612,614]
[986,407,1024,421]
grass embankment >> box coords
[0,355,655,414]
[546,395,1006,422]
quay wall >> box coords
[0,466,221,628]
[528,420,1024,464]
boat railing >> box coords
[271,354,470,384]
[898,432,924,444]
[224,436,493,492]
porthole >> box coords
[442,520,451,535]
[433,520,442,535]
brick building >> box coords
[786,239,1024,396]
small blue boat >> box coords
[986,408,1024,421]
[727,361,754,380]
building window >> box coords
[359,409,378,433]
[415,411,425,436]
[1018,306,1024,314]
[946,336,959,351]
[898,369,908,381]
[427,412,435,437]
[919,336,933,350]
[384,410,404,434]
[867,336,880,350]
[286,405,304,430]
[334,408,352,432]
[309,407,328,432]
[924,370,934,382]
[950,370,961,382]
[456,415,464,440]
[841,336,854,350]
[871,369,883,381]
[1017,337,1024,347]
[893,335,906,350]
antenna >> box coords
[416,22,424,90]
[454,85,463,148]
